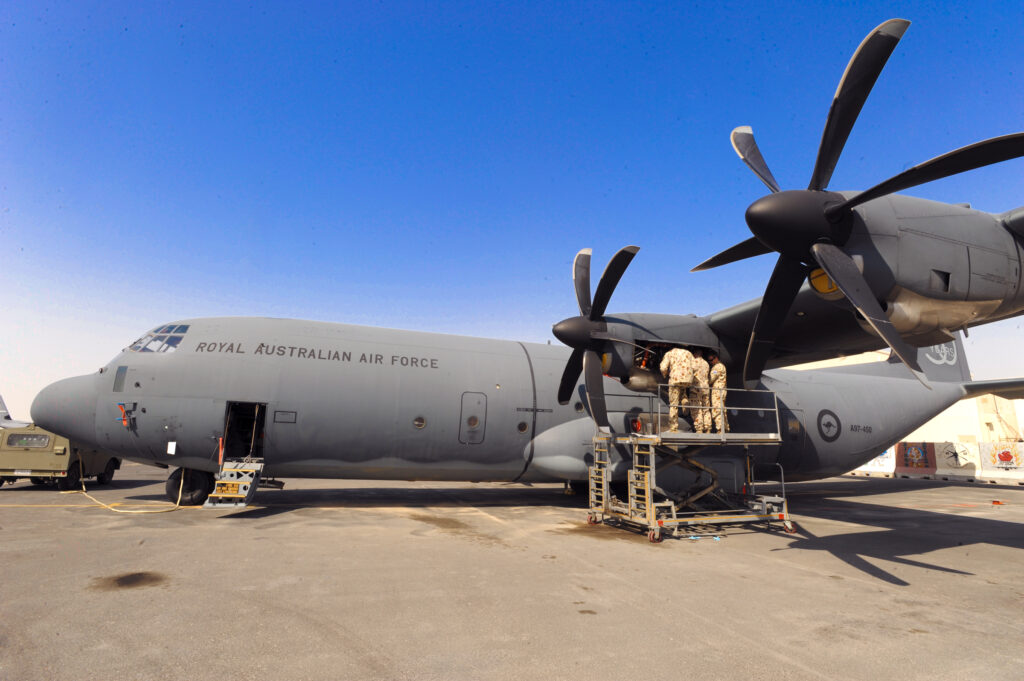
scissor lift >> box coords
[586,387,795,542]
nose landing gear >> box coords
[165,468,215,505]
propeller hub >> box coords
[552,316,603,350]
[745,190,849,261]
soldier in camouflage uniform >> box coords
[659,346,695,432]
[689,348,710,433]
[708,350,728,433]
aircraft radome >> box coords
[29,19,1024,505]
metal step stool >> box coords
[204,459,264,509]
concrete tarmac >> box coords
[1,463,1022,681]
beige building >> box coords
[795,350,1024,445]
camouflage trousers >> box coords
[667,384,689,432]
[711,388,728,433]
[689,387,710,433]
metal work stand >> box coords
[586,388,795,542]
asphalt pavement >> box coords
[1,464,1022,681]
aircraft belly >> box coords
[264,458,525,481]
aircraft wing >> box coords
[705,285,891,369]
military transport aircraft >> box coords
[27,19,1024,505]
[26,309,1024,505]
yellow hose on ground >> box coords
[59,456,186,513]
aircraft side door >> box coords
[459,392,487,444]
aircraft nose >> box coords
[31,374,99,445]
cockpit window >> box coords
[129,334,154,351]
[127,324,190,353]
[143,335,168,352]
[163,335,184,352]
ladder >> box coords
[629,440,654,526]
[588,437,610,517]
[204,459,264,509]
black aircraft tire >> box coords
[96,460,117,485]
[166,468,214,506]
[57,460,82,491]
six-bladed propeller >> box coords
[553,246,639,431]
[693,18,1024,388]
[555,19,1024,426]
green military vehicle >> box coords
[0,424,121,491]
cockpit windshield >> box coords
[128,324,191,353]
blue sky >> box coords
[2,1,1023,418]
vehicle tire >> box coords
[96,459,117,485]
[166,468,214,505]
[57,460,82,491]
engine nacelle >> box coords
[884,287,1001,336]
[620,367,661,393]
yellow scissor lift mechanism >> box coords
[587,386,794,542]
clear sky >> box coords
[1,1,1023,419]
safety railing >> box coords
[601,385,782,444]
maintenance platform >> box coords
[587,386,793,541]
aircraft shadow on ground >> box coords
[126,484,589,519]
[779,479,1024,586]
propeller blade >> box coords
[731,126,780,193]
[590,245,639,319]
[583,350,610,432]
[743,256,808,388]
[808,19,910,191]
[572,248,593,318]
[692,236,773,272]
[557,348,585,405]
[810,242,928,387]
[828,132,1024,217]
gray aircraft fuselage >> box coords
[31,316,975,487]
